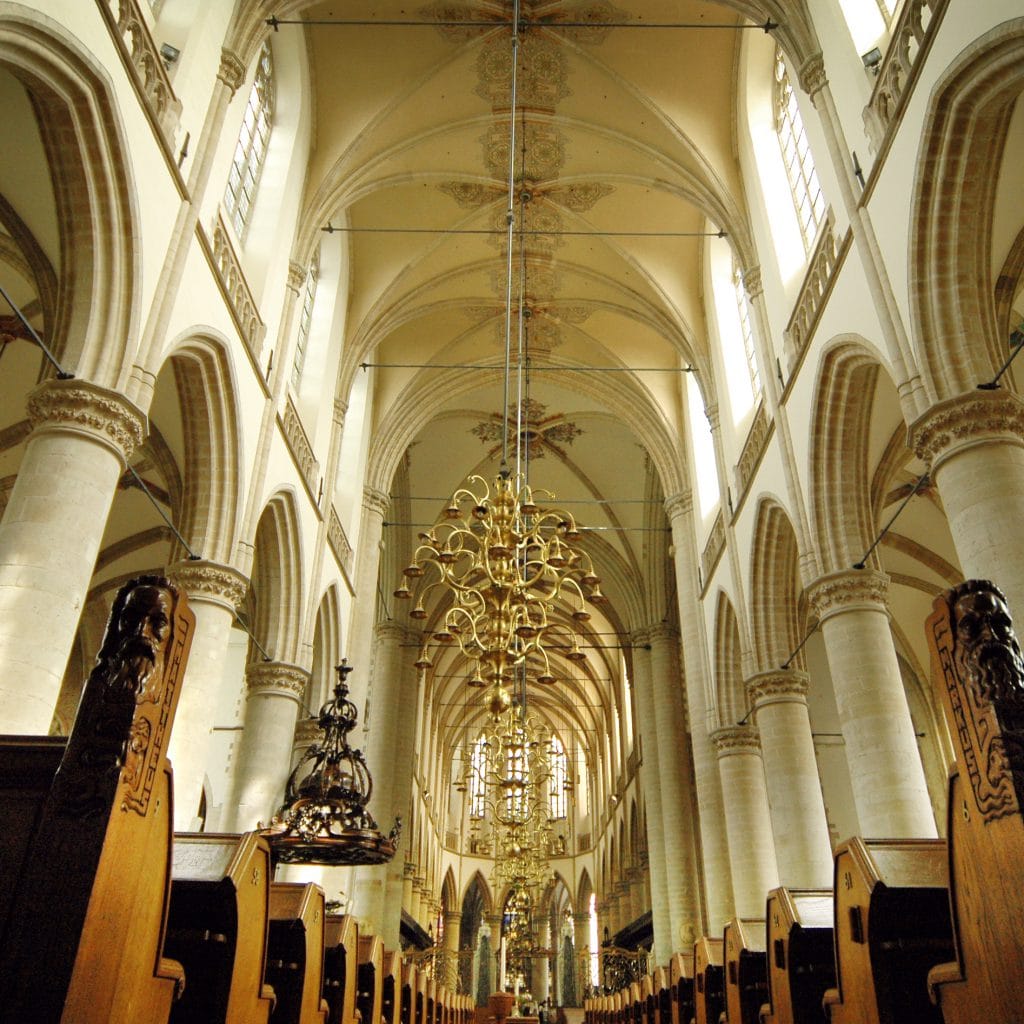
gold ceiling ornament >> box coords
[394,469,602,699]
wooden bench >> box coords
[401,962,417,1024]
[653,965,671,1024]
[669,952,695,1024]
[164,831,276,1023]
[383,949,403,1024]
[693,938,724,1024]
[324,914,359,1024]
[923,586,1024,1023]
[267,882,330,1024]
[760,888,835,1024]
[722,918,767,1024]
[642,974,656,1024]
[0,576,195,1024]
[358,933,385,1024]
[821,838,952,1024]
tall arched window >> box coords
[549,736,568,820]
[225,41,274,239]
[774,48,825,253]
[291,253,319,390]
[470,734,487,818]
[733,261,761,395]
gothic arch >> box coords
[909,18,1024,400]
[0,4,138,385]
[748,497,803,672]
[713,592,746,727]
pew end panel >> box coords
[324,913,361,1024]
[723,919,767,1024]
[358,933,385,1024]
[669,952,695,1024]
[821,838,952,1024]
[268,881,330,1024]
[694,938,724,1024]
[383,949,403,1024]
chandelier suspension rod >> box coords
[360,361,695,372]
[383,521,668,532]
[395,496,664,505]
[322,225,726,238]
[268,16,778,31]
[501,0,521,472]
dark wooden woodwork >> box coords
[163,831,276,1024]
[722,918,767,1024]
[324,914,360,1024]
[760,888,834,1024]
[383,949,403,1024]
[358,933,385,1024]
[693,938,724,1024]
[266,882,330,1024]
[401,962,416,1024]
[669,952,695,1024]
[821,838,952,1024]
[653,966,671,1024]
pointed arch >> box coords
[910,19,1024,400]
[250,489,305,664]
[309,584,343,709]
[748,497,804,672]
[713,592,746,727]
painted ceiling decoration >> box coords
[471,398,584,460]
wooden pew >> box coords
[629,981,643,1024]
[669,952,695,1024]
[760,888,835,1024]
[653,966,671,1024]
[266,882,330,1024]
[0,576,195,1024]
[324,914,359,1024]
[722,918,767,1024]
[358,933,385,1024]
[400,962,417,1024]
[642,975,656,1024]
[693,938,724,1024]
[821,838,952,1024]
[164,831,276,1023]
[382,950,402,1024]
[922,585,1024,1023]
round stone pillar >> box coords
[573,912,590,1001]
[536,918,551,1003]
[0,379,146,732]
[166,559,248,829]
[647,623,701,950]
[712,726,780,920]
[807,569,936,837]
[910,390,1024,618]
[746,671,833,887]
[228,660,308,831]
[629,631,672,965]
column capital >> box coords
[664,490,693,521]
[293,714,323,747]
[644,622,679,648]
[798,52,828,97]
[746,670,809,710]
[27,379,146,465]
[286,259,306,294]
[741,265,764,300]
[216,48,247,93]
[333,396,348,426]
[244,660,309,703]
[630,626,652,648]
[908,389,1024,471]
[362,485,390,518]
[711,725,761,758]
[375,620,412,645]
[807,568,889,622]
[167,558,248,612]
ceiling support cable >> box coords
[268,16,779,32]
[322,225,726,238]
[360,362,694,372]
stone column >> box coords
[910,391,1024,619]
[647,624,702,950]
[228,660,308,830]
[536,918,551,1003]
[665,492,734,930]
[445,910,462,993]
[629,632,672,964]
[346,486,390,719]
[488,913,504,991]
[0,379,146,732]
[166,559,249,829]
[573,912,590,1000]
[746,671,833,887]
[807,570,936,837]
[712,726,779,919]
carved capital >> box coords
[293,714,323,747]
[217,49,246,93]
[630,626,652,649]
[166,559,248,612]
[333,397,348,427]
[798,53,828,97]
[909,390,1024,472]
[286,259,306,294]
[741,265,763,300]
[807,568,889,623]
[245,661,309,703]
[746,670,809,711]
[712,725,761,757]
[705,402,721,432]
[362,486,390,518]
[27,379,146,464]
[644,622,679,649]
[375,621,411,646]
[664,490,693,522]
